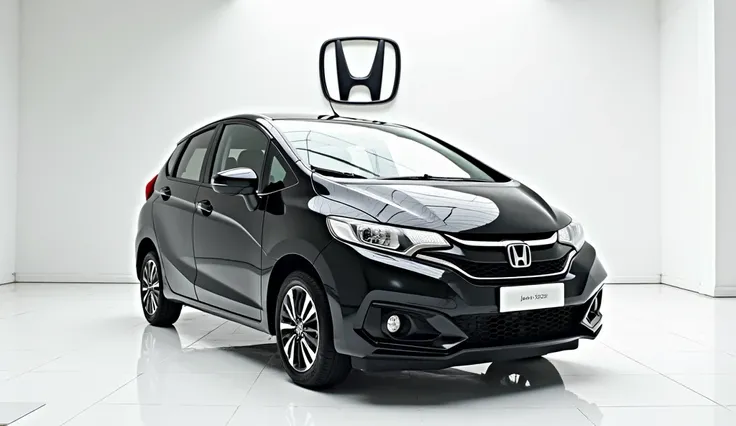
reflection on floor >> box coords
[0,402,44,425]
[1,283,736,425]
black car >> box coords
[135,113,606,389]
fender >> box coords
[260,237,331,310]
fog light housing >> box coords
[582,290,603,331]
[586,296,600,323]
[386,315,401,334]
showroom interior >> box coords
[3,0,736,424]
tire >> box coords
[275,270,351,389]
[139,251,182,327]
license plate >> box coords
[499,283,565,313]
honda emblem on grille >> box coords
[507,243,532,268]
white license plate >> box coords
[499,283,565,313]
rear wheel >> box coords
[275,271,351,389]
[140,251,182,327]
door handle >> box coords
[196,200,213,216]
[159,186,171,200]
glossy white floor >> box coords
[1,284,736,426]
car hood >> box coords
[310,176,571,236]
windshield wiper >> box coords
[311,166,368,179]
[380,174,489,182]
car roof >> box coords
[218,113,398,126]
[178,112,405,147]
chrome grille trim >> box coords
[416,250,577,281]
[445,233,558,248]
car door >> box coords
[152,126,217,300]
[192,121,269,320]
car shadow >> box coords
[138,325,602,421]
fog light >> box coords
[386,315,401,334]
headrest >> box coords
[238,150,264,170]
[225,157,237,170]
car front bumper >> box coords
[313,240,606,372]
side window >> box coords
[263,144,297,192]
[175,128,215,181]
[212,123,269,177]
[166,143,185,176]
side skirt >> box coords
[165,286,271,336]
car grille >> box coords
[453,305,587,349]
[448,254,569,279]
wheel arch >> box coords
[136,237,158,281]
[266,253,323,335]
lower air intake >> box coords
[453,305,588,349]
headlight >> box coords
[326,217,450,256]
[558,221,585,251]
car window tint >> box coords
[263,144,296,192]
[212,124,269,177]
[166,143,185,176]
[269,155,287,185]
[175,129,215,181]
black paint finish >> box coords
[192,185,264,320]
[135,113,607,372]
[311,176,571,236]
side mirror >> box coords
[211,168,258,196]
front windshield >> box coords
[273,119,503,181]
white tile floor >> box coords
[1,283,736,425]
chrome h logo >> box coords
[507,243,532,268]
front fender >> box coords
[260,236,333,311]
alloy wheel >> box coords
[279,285,320,372]
[141,259,160,316]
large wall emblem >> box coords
[319,37,401,105]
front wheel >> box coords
[140,251,182,327]
[275,271,351,389]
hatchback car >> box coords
[135,113,606,389]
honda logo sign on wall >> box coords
[319,37,401,105]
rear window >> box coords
[175,129,215,181]
[166,143,185,176]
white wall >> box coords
[714,0,736,296]
[17,0,661,283]
[660,0,715,294]
[660,0,736,298]
[0,0,19,284]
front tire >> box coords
[275,271,351,389]
[140,251,182,327]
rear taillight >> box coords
[145,175,157,200]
